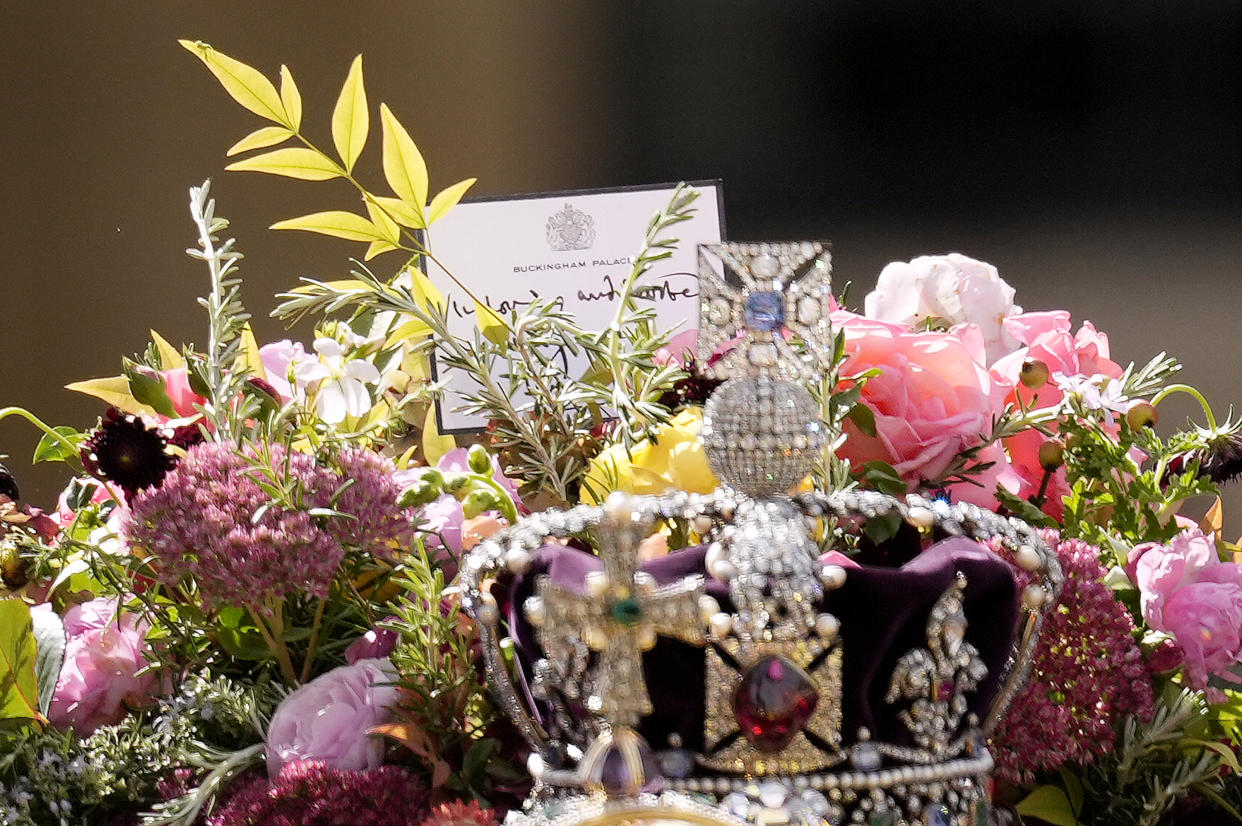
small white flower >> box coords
[294,338,381,424]
[1054,372,1128,422]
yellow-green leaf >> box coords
[238,323,266,379]
[364,199,401,245]
[422,405,456,466]
[65,377,157,417]
[1016,785,1080,826]
[372,196,425,230]
[476,300,509,346]
[0,600,42,724]
[379,103,428,220]
[383,317,433,348]
[406,268,446,310]
[150,330,185,369]
[364,240,400,261]
[279,64,302,130]
[426,177,477,225]
[270,210,390,242]
[226,148,342,181]
[179,40,289,127]
[332,55,369,173]
[226,125,293,157]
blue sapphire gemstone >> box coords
[743,291,786,331]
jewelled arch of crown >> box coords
[460,242,1064,826]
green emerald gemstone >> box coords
[611,597,643,626]
[868,812,896,826]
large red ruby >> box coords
[732,654,819,753]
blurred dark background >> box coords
[3,2,1241,531]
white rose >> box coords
[863,253,1021,364]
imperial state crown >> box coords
[461,243,1063,826]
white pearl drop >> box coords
[1022,584,1047,609]
[585,571,610,598]
[1015,545,1042,572]
[815,613,840,640]
[709,612,733,638]
[524,596,546,627]
[504,549,532,574]
[709,558,738,582]
[906,506,935,529]
[699,595,721,623]
[692,515,713,535]
[820,564,847,590]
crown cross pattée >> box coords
[697,241,835,381]
[524,498,706,729]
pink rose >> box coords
[259,340,310,402]
[863,253,1022,363]
[990,311,1123,517]
[161,366,208,418]
[48,597,157,734]
[833,312,1018,507]
[344,627,400,665]
[1131,529,1242,690]
[265,657,398,776]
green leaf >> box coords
[846,401,877,437]
[125,361,178,418]
[30,609,65,718]
[422,406,457,466]
[32,426,83,464]
[0,600,42,724]
[279,64,302,130]
[861,460,907,497]
[332,55,369,172]
[995,487,1060,529]
[426,177,477,224]
[379,103,428,220]
[462,737,498,787]
[226,125,294,156]
[226,148,343,181]
[475,301,509,346]
[1017,784,1080,826]
[364,199,402,245]
[179,40,290,127]
[863,511,904,545]
[270,210,390,243]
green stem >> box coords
[252,601,298,685]
[471,473,520,524]
[300,597,327,684]
[1150,383,1219,432]
[0,406,127,507]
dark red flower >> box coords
[81,409,176,496]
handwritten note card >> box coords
[425,182,725,432]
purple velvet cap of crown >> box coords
[508,536,1019,753]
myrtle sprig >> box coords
[186,180,255,439]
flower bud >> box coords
[440,471,471,495]
[1020,359,1050,390]
[416,467,444,490]
[397,481,439,508]
[462,488,500,519]
[1037,438,1065,471]
[1126,401,1158,430]
[467,444,492,475]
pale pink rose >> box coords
[863,254,1022,364]
[161,366,207,418]
[990,311,1123,517]
[344,627,400,665]
[48,597,157,734]
[654,329,701,367]
[265,657,398,776]
[832,312,1018,505]
[1130,529,1242,690]
[259,340,309,402]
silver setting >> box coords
[697,241,834,381]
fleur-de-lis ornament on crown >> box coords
[697,241,835,381]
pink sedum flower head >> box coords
[125,442,415,613]
[295,337,381,424]
[1130,528,1242,691]
[47,597,158,734]
[832,311,1020,507]
[992,532,1154,784]
[265,657,399,777]
[207,762,432,826]
[863,253,1022,364]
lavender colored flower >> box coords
[206,763,431,826]
[124,442,415,613]
[991,530,1155,784]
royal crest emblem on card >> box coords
[546,202,596,251]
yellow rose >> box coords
[581,408,719,504]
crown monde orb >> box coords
[701,375,825,498]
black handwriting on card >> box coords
[447,272,699,320]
